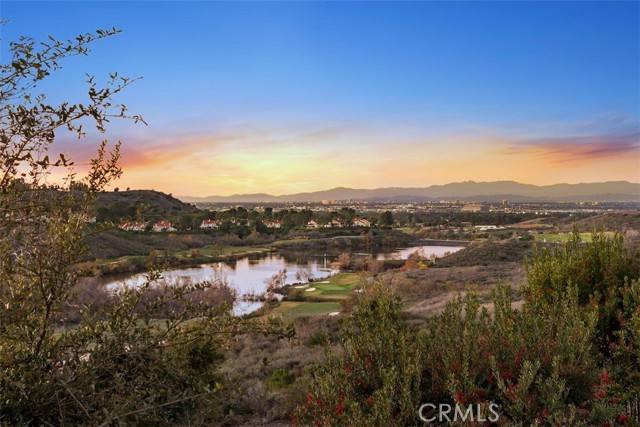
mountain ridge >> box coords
[178,180,640,203]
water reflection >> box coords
[101,245,463,315]
[376,245,464,260]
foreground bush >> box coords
[525,231,640,351]
[526,231,640,418]
[299,232,639,425]
[0,29,289,425]
[424,287,598,424]
[294,283,422,426]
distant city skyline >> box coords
[3,1,639,196]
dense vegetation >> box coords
[433,239,534,267]
[296,232,640,425]
[96,189,199,221]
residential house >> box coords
[306,219,320,229]
[200,219,221,229]
[325,218,344,228]
[263,219,282,229]
[353,217,371,227]
[152,220,176,232]
[119,221,147,232]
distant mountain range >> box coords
[178,181,640,203]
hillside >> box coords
[181,180,640,203]
[96,190,199,220]
[83,229,215,260]
[433,239,535,267]
[558,212,640,232]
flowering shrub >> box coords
[526,231,640,422]
[298,232,640,425]
[424,286,598,424]
[294,282,422,426]
[525,231,640,351]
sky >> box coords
[1,1,639,196]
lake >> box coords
[101,244,464,315]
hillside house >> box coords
[152,220,176,232]
[325,219,344,228]
[263,219,282,229]
[353,217,371,227]
[200,219,221,229]
[332,218,345,228]
[306,220,320,229]
[119,221,147,232]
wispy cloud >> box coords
[499,133,640,164]
[46,125,640,196]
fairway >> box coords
[266,273,362,318]
[268,301,342,319]
[287,273,362,301]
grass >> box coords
[533,231,615,243]
[174,245,271,259]
[265,273,361,319]
[93,245,270,268]
[268,301,342,319]
[288,273,361,301]
[266,368,295,389]
[305,274,361,300]
[398,226,422,234]
[269,238,310,247]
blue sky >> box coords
[2,1,639,195]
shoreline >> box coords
[417,238,472,246]
[77,233,467,280]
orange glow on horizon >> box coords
[48,129,640,197]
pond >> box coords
[100,244,464,315]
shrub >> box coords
[268,368,296,390]
[307,330,330,347]
[607,279,640,417]
[525,231,640,351]
[294,282,422,426]
[298,231,640,426]
[423,286,598,424]
[401,250,430,270]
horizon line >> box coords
[166,179,640,199]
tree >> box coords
[378,211,394,227]
[0,28,288,425]
[339,207,355,226]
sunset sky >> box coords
[2,1,639,196]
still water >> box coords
[101,244,464,315]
